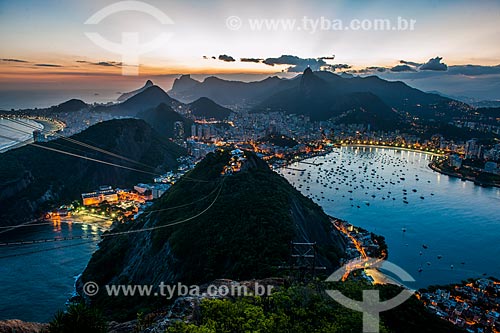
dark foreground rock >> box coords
[0,319,47,333]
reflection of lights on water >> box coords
[51,217,61,232]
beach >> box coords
[0,117,62,153]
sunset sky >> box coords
[1,0,499,107]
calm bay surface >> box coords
[0,219,109,322]
[279,146,500,289]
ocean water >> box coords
[0,90,118,111]
[279,146,500,289]
[0,219,110,322]
[0,118,43,152]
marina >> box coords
[279,146,500,289]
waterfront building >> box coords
[81,186,118,206]
[449,154,463,169]
[484,161,499,174]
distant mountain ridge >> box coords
[99,85,181,117]
[169,74,293,105]
[251,68,401,130]
[169,70,471,125]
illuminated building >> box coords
[81,186,118,206]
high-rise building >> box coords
[191,124,197,138]
[465,139,479,159]
[197,125,203,139]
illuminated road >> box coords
[332,218,391,283]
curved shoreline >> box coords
[428,161,500,188]
[345,144,499,188]
[0,117,63,153]
[0,118,41,152]
[344,143,443,156]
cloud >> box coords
[355,57,449,75]
[358,62,500,78]
[218,54,235,62]
[448,64,500,76]
[240,58,264,63]
[399,60,422,67]
[390,64,416,72]
[263,55,327,72]
[76,60,122,67]
[34,63,63,67]
[323,63,352,71]
[359,66,386,73]
[420,57,448,71]
[95,61,121,67]
[1,58,28,63]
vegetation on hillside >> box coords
[167,282,462,333]
[79,150,344,320]
[258,134,299,148]
[150,150,344,283]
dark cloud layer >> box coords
[76,60,122,67]
[1,58,28,63]
[323,63,352,71]
[34,63,63,67]
[359,62,500,78]
[262,55,327,72]
[218,54,236,62]
[399,60,422,67]
[420,57,448,71]
[447,64,500,76]
[212,53,341,73]
[390,64,416,72]
[240,58,264,63]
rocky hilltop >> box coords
[78,149,346,319]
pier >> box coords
[284,166,306,172]
[299,161,322,166]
